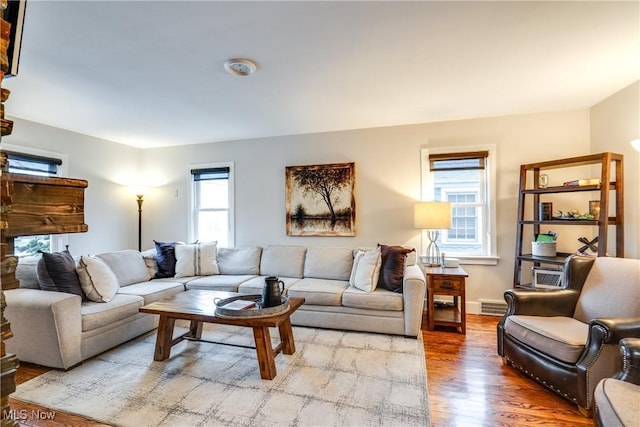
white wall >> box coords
[4,117,142,255]
[9,108,613,311]
[142,109,591,307]
[590,80,640,259]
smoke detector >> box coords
[224,58,257,76]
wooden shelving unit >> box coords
[513,152,624,288]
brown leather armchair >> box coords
[497,255,640,417]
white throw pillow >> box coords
[349,247,382,292]
[174,241,220,277]
[76,256,119,302]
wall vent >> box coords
[479,299,507,316]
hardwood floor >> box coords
[8,314,592,426]
[424,314,592,427]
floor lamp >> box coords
[136,193,144,252]
[414,201,452,267]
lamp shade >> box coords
[414,201,452,229]
[631,138,640,152]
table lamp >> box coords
[414,201,452,267]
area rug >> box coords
[12,323,430,426]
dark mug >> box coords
[262,276,285,308]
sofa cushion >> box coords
[117,281,184,305]
[377,244,415,293]
[342,286,404,311]
[175,242,220,278]
[96,250,151,287]
[77,256,119,303]
[287,278,349,306]
[184,274,256,292]
[237,276,301,295]
[217,247,262,275]
[153,240,179,278]
[304,247,354,281]
[37,249,85,298]
[16,256,40,289]
[349,247,382,292]
[153,276,199,285]
[504,315,588,363]
[80,294,144,332]
[260,245,306,278]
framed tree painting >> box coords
[2,0,27,77]
[285,162,356,236]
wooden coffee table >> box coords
[139,290,304,380]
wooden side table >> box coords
[424,266,468,334]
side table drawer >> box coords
[431,277,462,292]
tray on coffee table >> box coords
[214,294,290,318]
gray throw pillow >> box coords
[36,248,85,298]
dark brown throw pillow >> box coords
[154,240,178,278]
[377,244,415,293]
[36,248,85,298]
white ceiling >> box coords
[4,1,639,148]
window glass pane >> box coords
[432,167,485,256]
[5,151,60,175]
[451,215,477,240]
[197,180,229,209]
[191,163,232,248]
[13,235,51,256]
[197,211,229,248]
[433,169,481,193]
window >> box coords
[190,163,234,248]
[421,147,497,264]
[2,147,67,256]
[5,150,61,175]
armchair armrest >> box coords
[503,288,581,317]
[614,337,640,385]
[576,317,640,398]
[579,318,640,366]
[590,318,640,344]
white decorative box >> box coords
[444,258,459,268]
[532,241,557,257]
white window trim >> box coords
[421,145,499,266]
[187,161,235,247]
[3,143,69,252]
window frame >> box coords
[2,143,69,253]
[188,162,235,247]
[420,145,498,265]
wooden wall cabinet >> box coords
[513,152,624,288]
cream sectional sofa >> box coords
[4,245,426,370]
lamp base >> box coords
[424,230,443,267]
